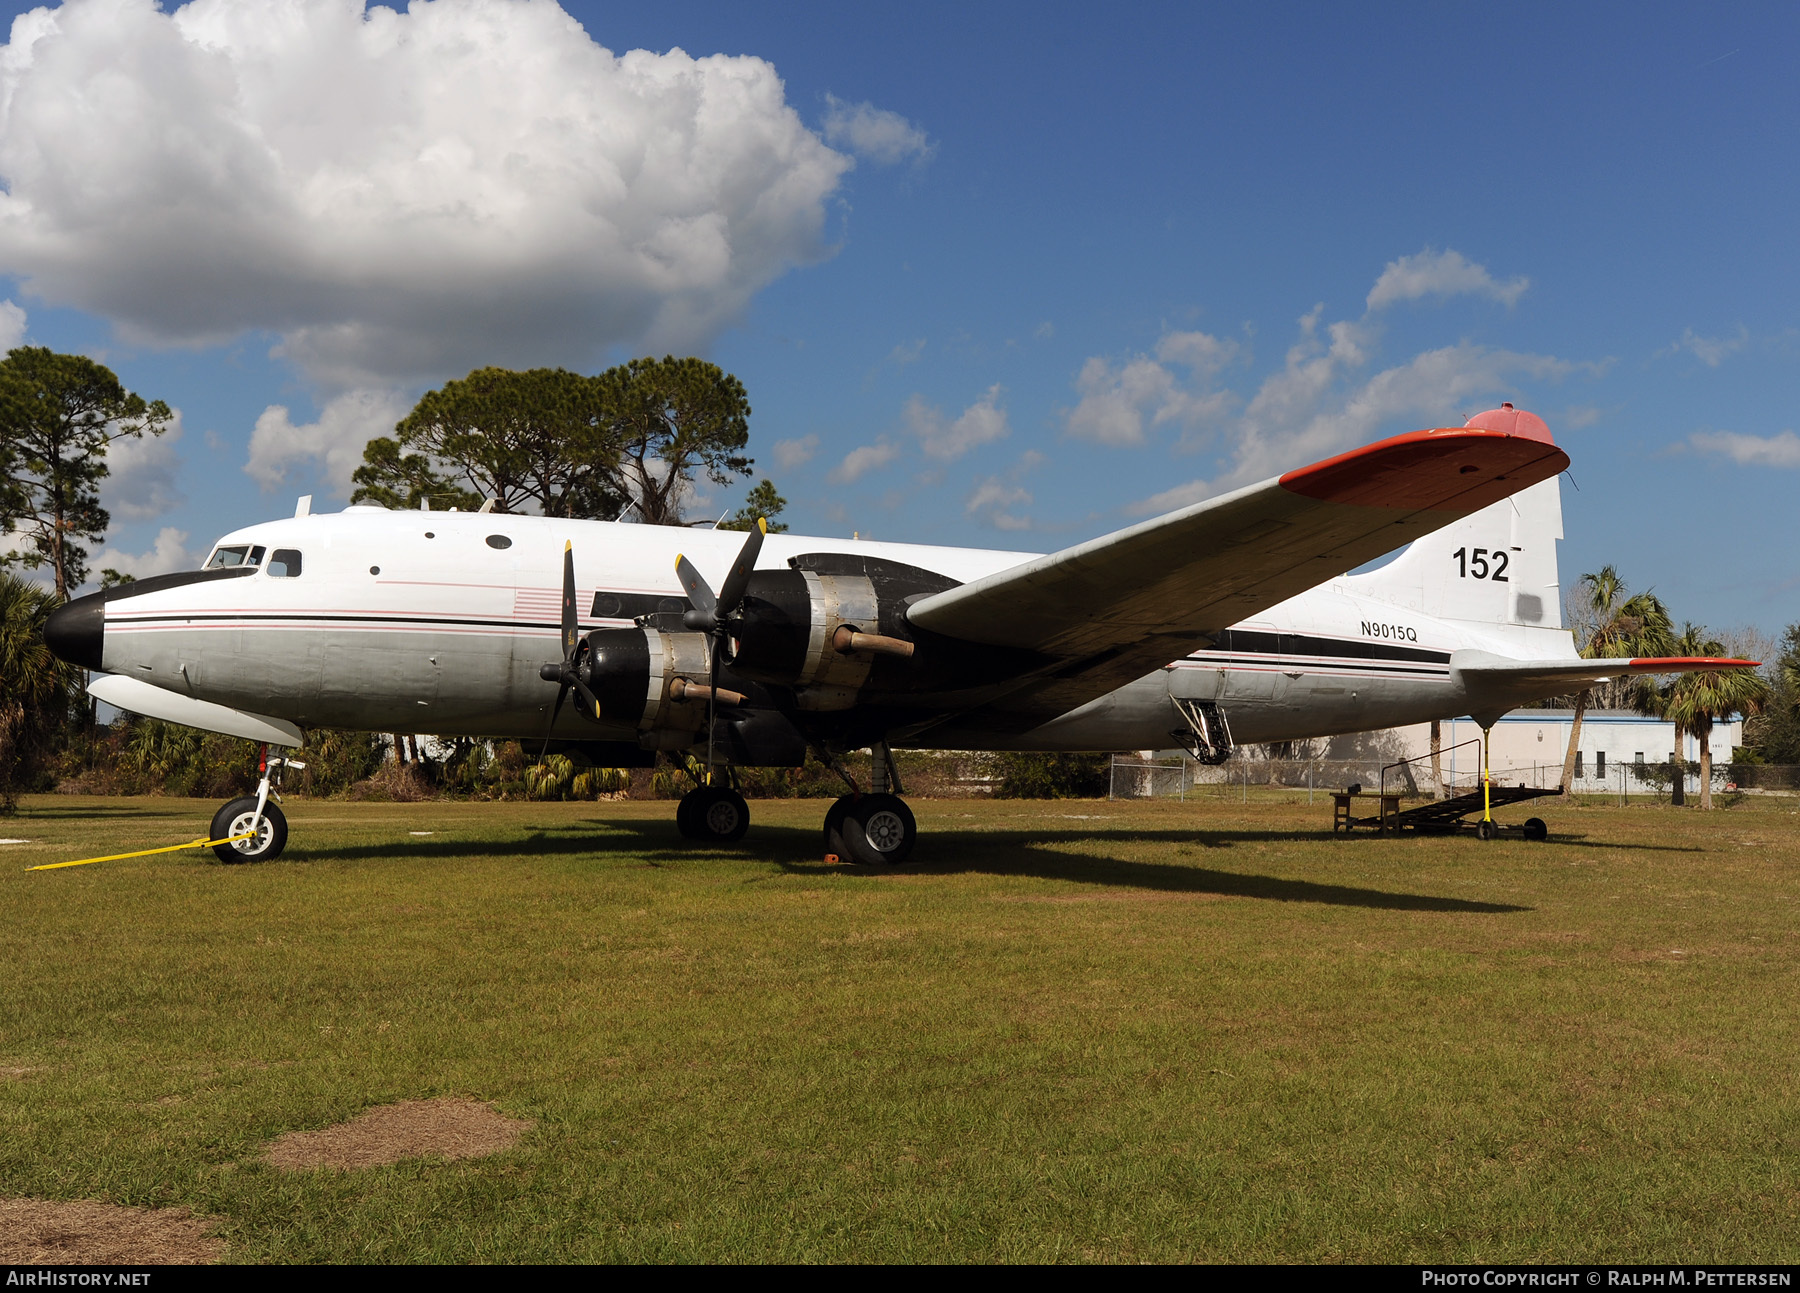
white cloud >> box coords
[828,439,900,484]
[1063,330,1237,446]
[965,477,1031,530]
[821,94,934,165]
[0,298,24,350]
[0,0,852,389]
[1664,326,1749,368]
[1365,248,1529,311]
[91,526,196,581]
[102,412,183,520]
[905,384,1010,460]
[772,434,819,471]
[1689,429,1800,468]
[246,387,412,495]
[887,338,925,366]
[1121,295,1586,516]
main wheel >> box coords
[822,795,855,861]
[839,793,917,866]
[681,785,749,844]
[1523,817,1549,841]
[209,797,288,864]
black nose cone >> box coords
[44,592,104,670]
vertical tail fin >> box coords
[1345,474,1564,629]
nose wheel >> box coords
[209,796,288,863]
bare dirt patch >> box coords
[0,1198,223,1264]
[266,1097,532,1171]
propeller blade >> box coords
[675,553,717,615]
[715,517,766,618]
[560,541,580,660]
[538,681,569,764]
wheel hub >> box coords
[227,812,273,854]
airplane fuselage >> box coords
[79,507,1576,754]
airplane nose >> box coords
[44,592,105,670]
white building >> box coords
[1390,709,1743,793]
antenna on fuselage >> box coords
[294,495,312,518]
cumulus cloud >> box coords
[0,0,855,388]
[905,384,1010,460]
[772,434,819,471]
[1365,248,1529,311]
[821,94,934,165]
[1689,429,1800,468]
[1664,326,1749,368]
[0,298,25,350]
[246,388,412,494]
[1118,296,1588,516]
[1063,329,1238,446]
[90,526,197,581]
[102,413,184,520]
[828,439,900,484]
[965,478,1031,530]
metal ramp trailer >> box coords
[1331,735,1561,840]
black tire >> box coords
[1475,819,1497,842]
[684,785,750,844]
[209,797,288,864]
[822,795,855,861]
[676,790,703,839]
[840,793,916,866]
[1523,817,1549,841]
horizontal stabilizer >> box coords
[89,673,304,748]
[1451,650,1760,691]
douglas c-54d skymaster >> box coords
[43,404,1750,865]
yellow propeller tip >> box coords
[757,517,767,535]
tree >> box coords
[1744,624,1800,763]
[720,478,789,532]
[1557,566,1674,791]
[1654,624,1771,809]
[597,356,751,525]
[0,348,172,600]
[0,570,77,811]
[353,367,623,517]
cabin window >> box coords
[592,592,622,617]
[485,534,512,549]
[268,549,302,578]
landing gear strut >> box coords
[211,743,291,863]
[823,741,918,866]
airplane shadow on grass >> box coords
[290,818,1539,914]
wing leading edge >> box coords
[905,422,1571,732]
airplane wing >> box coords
[905,423,1570,731]
[1451,651,1761,691]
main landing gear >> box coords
[823,741,918,866]
[676,781,750,843]
[210,743,293,864]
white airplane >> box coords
[44,404,1747,864]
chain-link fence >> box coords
[1109,753,1800,804]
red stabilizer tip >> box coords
[1278,426,1569,511]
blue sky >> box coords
[2,0,1796,635]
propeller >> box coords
[536,541,602,760]
[673,518,766,780]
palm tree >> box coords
[1656,624,1771,810]
[1557,566,1674,791]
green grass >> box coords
[2,792,1798,1262]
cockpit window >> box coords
[206,545,260,568]
[268,549,302,578]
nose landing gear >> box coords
[210,742,294,863]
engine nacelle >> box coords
[722,555,957,710]
[583,626,714,741]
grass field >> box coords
[2,791,1797,1263]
